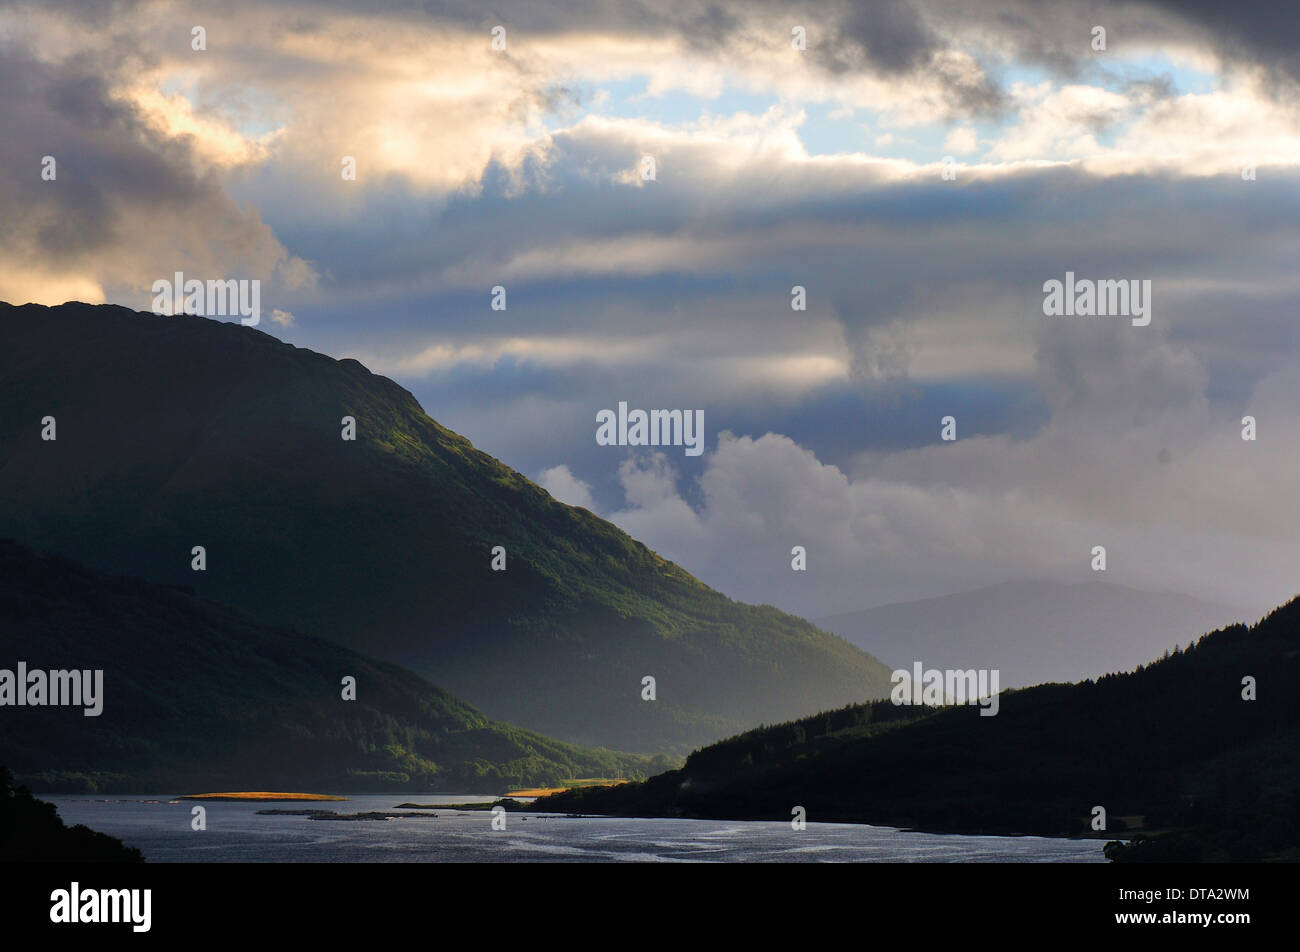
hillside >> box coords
[0,768,142,861]
[539,597,1300,861]
[0,301,894,754]
[817,579,1242,689]
[0,539,653,792]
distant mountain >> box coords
[817,579,1243,688]
[541,594,1300,861]
[0,302,893,754]
[0,539,655,792]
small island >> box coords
[179,792,348,802]
[257,809,438,821]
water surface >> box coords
[50,795,1107,862]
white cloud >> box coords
[600,321,1300,621]
[9,0,1300,628]
[943,125,979,154]
[537,464,597,511]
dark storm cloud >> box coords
[14,0,1300,110]
[0,49,192,255]
[828,0,937,74]
[4,0,1299,614]
[279,142,1300,495]
[423,0,1300,108]
[0,45,165,253]
[923,0,1300,90]
[15,0,1297,134]
[1142,0,1300,87]
[0,36,306,301]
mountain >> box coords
[540,595,1300,860]
[0,538,654,792]
[817,579,1242,688]
[0,301,894,754]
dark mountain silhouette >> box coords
[0,301,893,754]
[0,539,652,792]
[817,579,1242,688]
[540,596,1300,861]
[0,766,141,861]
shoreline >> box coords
[177,792,349,802]
[51,792,1126,845]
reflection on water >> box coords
[50,795,1106,863]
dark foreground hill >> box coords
[0,540,652,792]
[0,302,892,754]
[0,767,141,861]
[539,598,1300,861]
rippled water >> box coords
[50,795,1107,863]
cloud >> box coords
[536,464,596,510]
[605,379,1300,623]
[5,0,1300,622]
[0,36,315,308]
[943,125,978,154]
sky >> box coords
[2,0,1299,620]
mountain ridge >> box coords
[540,591,1300,860]
[0,301,894,754]
[0,537,655,793]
